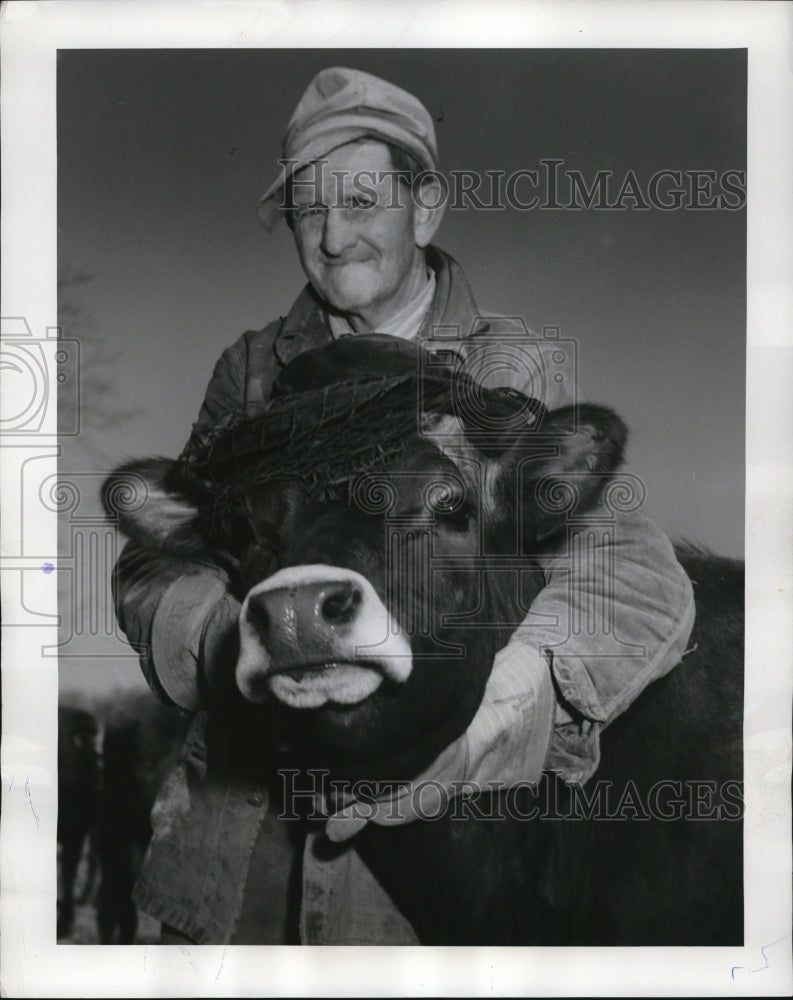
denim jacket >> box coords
[117,247,695,944]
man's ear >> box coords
[412,173,447,248]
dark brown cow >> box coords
[103,337,743,945]
[57,693,185,944]
[57,706,101,939]
[95,691,185,943]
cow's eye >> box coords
[434,503,473,532]
[424,479,472,531]
[425,478,464,511]
[423,478,471,530]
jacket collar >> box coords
[273,246,486,367]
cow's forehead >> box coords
[420,413,497,459]
[382,425,483,485]
[216,417,495,531]
[419,415,501,507]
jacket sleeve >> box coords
[504,505,695,785]
[112,337,254,711]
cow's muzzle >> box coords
[236,564,412,708]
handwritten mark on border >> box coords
[731,934,791,980]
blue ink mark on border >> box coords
[8,775,14,794]
[42,562,54,574]
[24,776,40,830]
[731,933,791,979]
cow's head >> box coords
[104,337,626,783]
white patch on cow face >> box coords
[422,414,502,517]
[236,564,412,709]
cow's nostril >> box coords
[247,593,272,639]
[321,582,362,625]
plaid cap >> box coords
[258,67,439,230]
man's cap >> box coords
[257,67,439,230]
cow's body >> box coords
[104,336,743,945]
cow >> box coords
[103,335,744,946]
[57,692,185,943]
[94,690,185,943]
[57,705,101,939]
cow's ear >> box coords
[101,458,209,557]
[509,404,629,541]
[535,404,627,476]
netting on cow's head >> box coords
[174,336,545,546]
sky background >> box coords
[56,47,746,700]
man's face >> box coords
[288,140,424,330]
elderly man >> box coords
[114,67,695,944]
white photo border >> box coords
[1,1,791,996]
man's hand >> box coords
[324,643,556,843]
[324,737,468,842]
[150,573,242,710]
[198,590,243,701]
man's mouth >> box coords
[322,256,374,267]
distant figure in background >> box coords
[58,693,185,944]
[95,690,185,944]
[57,706,101,939]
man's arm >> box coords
[463,328,696,784]
[113,543,240,709]
[470,506,696,786]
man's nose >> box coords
[320,206,358,257]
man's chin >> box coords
[316,263,379,300]
[322,286,381,319]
